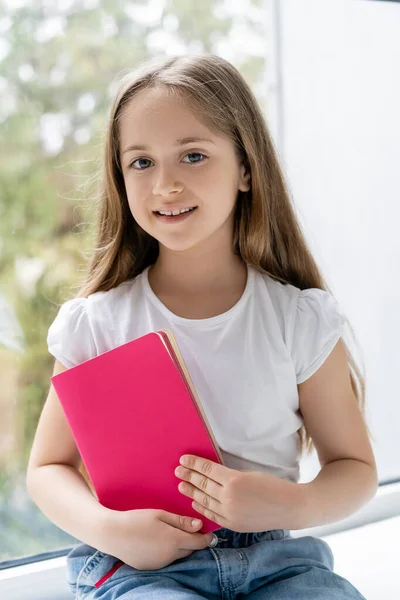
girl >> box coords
[27,54,377,599]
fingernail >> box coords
[192,519,201,527]
[207,533,218,548]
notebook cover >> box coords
[51,331,222,533]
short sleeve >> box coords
[291,288,346,384]
[46,298,97,369]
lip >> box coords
[154,207,197,224]
[153,205,197,214]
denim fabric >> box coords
[67,528,366,599]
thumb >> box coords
[159,511,203,532]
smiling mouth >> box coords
[154,207,197,217]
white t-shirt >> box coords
[47,264,346,483]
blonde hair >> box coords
[73,54,368,460]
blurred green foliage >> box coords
[0,0,266,559]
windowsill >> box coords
[322,514,400,598]
[1,482,399,600]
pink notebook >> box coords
[51,329,223,533]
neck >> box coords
[148,239,246,295]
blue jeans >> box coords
[67,528,366,599]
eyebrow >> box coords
[122,137,216,155]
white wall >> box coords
[271,0,400,481]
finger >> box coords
[180,455,229,485]
[177,480,223,517]
[176,549,195,561]
[176,530,215,551]
[157,510,203,532]
[191,501,228,529]
[175,466,223,501]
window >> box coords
[1,4,399,599]
[273,0,400,487]
[0,0,268,564]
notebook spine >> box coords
[156,330,224,465]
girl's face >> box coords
[119,87,250,254]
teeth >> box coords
[158,207,194,216]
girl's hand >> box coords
[104,508,214,571]
[175,455,303,533]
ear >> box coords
[238,162,251,192]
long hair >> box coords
[73,54,368,462]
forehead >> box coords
[119,87,217,147]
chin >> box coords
[158,238,203,253]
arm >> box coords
[295,337,378,528]
[175,339,378,532]
[26,359,111,550]
[296,458,377,528]
[27,359,213,570]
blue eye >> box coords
[130,158,152,170]
[129,152,207,170]
[182,152,206,164]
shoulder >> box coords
[51,277,135,327]
[85,278,136,321]
[257,270,299,311]
[252,269,299,344]
[46,275,140,368]
[254,268,345,333]
[253,269,347,384]
[46,296,94,368]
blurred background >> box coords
[0,0,399,582]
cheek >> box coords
[126,197,153,236]
[212,187,239,218]
[126,195,140,221]
[124,180,148,216]
[198,178,235,210]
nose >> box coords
[152,166,184,197]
